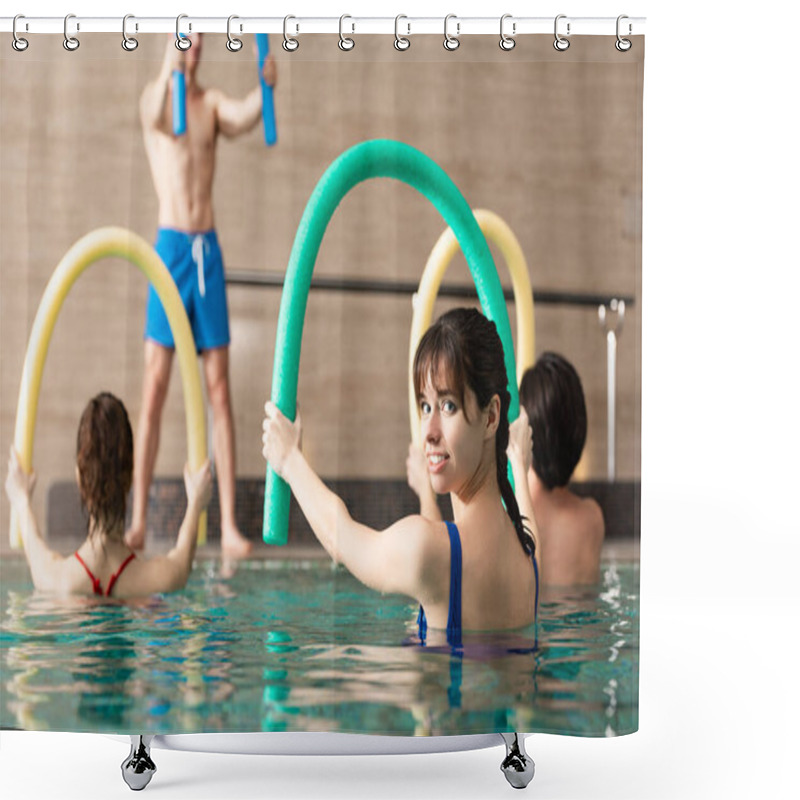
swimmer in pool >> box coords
[5,392,212,598]
[262,308,539,639]
[409,352,604,586]
[516,353,604,585]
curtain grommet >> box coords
[121,14,138,51]
[554,14,570,52]
[394,15,411,51]
[282,16,299,52]
[226,15,243,52]
[12,15,29,52]
[499,14,516,51]
[443,14,460,51]
[339,14,355,51]
[615,15,632,52]
[63,13,80,51]
[175,14,191,51]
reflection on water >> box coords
[0,557,638,736]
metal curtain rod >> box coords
[1,16,646,37]
[225,270,636,308]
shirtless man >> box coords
[126,34,276,558]
[513,353,605,585]
[408,352,604,585]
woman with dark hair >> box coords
[262,308,539,641]
[516,353,605,585]
[5,392,211,597]
[409,349,605,586]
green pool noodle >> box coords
[264,139,518,544]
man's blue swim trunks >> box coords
[144,228,230,351]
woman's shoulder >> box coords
[389,513,448,538]
[393,515,451,576]
[391,515,452,563]
[34,552,96,596]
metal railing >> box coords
[226,269,633,480]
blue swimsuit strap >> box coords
[447,523,540,638]
[418,524,539,643]
[416,603,427,642]
[416,520,463,647]
[444,521,463,646]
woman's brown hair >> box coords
[76,392,133,536]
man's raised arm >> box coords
[213,54,277,138]
[140,37,182,133]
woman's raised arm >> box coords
[5,447,65,592]
[262,402,438,598]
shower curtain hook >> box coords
[499,14,516,51]
[175,14,191,51]
[394,15,411,51]
[554,14,570,51]
[615,15,632,52]
[11,15,29,52]
[339,15,355,51]
[122,14,139,51]
[283,16,299,51]
[443,14,460,51]
[226,15,243,52]
[63,14,80,51]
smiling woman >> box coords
[262,307,540,642]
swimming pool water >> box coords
[0,556,638,737]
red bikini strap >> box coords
[74,552,102,596]
[105,552,136,597]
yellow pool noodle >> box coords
[10,227,207,548]
[409,209,536,444]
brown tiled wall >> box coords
[46,478,640,551]
[1,35,642,544]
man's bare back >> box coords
[528,476,605,586]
